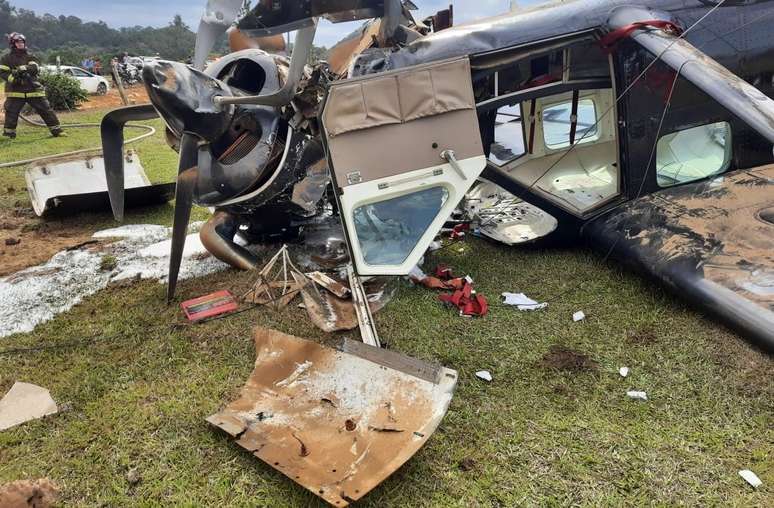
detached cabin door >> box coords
[321,58,486,275]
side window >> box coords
[656,121,732,187]
[489,104,525,166]
[63,69,73,76]
[543,98,599,149]
[353,186,449,266]
[71,68,89,77]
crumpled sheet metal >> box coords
[207,327,457,506]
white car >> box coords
[43,65,110,95]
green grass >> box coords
[0,108,772,507]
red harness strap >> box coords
[599,20,683,53]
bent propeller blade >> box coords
[100,104,159,221]
[167,134,200,302]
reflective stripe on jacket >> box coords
[0,50,45,94]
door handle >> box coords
[440,150,468,181]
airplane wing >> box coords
[583,165,774,350]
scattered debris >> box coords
[502,292,548,311]
[465,182,558,245]
[0,478,60,508]
[243,245,303,309]
[573,310,586,322]
[4,237,20,246]
[0,382,58,431]
[207,327,457,507]
[409,265,469,291]
[541,346,599,372]
[619,367,630,378]
[181,290,239,322]
[626,390,648,401]
[475,370,493,382]
[0,223,229,338]
[738,469,762,488]
[306,271,350,299]
[439,283,489,317]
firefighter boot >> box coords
[2,130,16,139]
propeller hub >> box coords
[143,60,235,142]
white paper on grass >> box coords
[573,310,586,322]
[475,371,493,382]
[738,470,762,488]
[626,390,648,401]
[619,367,629,378]
[502,292,548,311]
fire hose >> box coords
[0,113,156,169]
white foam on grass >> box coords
[0,223,229,338]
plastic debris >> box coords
[738,469,762,488]
[0,382,58,431]
[573,310,586,322]
[619,367,630,378]
[626,390,648,401]
[181,290,238,322]
[476,370,493,382]
[502,292,548,311]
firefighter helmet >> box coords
[8,32,26,49]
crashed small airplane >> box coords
[98,0,774,504]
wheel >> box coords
[97,82,108,95]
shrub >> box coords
[38,72,89,111]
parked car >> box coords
[43,65,110,95]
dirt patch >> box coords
[627,326,659,345]
[458,457,477,472]
[0,208,97,276]
[541,345,599,373]
[0,87,149,122]
[0,478,60,508]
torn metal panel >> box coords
[207,327,457,506]
[584,165,774,350]
[306,271,351,298]
[25,153,174,216]
[466,181,557,245]
[0,382,58,431]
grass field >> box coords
[0,108,772,506]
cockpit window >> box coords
[543,98,599,149]
[656,121,732,187]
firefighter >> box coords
[0,33,64,139]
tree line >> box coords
[0,0,206,66]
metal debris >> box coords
[207,327,457,507]
[0,382,58,431]
[307,271,351,299]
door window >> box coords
[656,122,732,187]
[543,98,599,149]
[71,68,90,77]
[353,187,449,265]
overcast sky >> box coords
[10,1,545,47]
